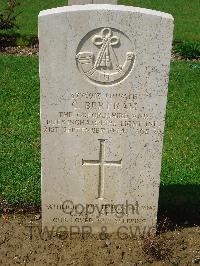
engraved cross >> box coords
[82,139,122,200]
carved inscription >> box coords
[43,91,161,136]
[47,201,156,225]
[76,27,135,85]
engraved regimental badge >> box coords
[76,27,135,85]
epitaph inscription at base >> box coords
[39,5,173,234]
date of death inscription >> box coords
[43,92,164,136]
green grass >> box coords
[0,56,199,207]
[0,0,199,41]
[0,0,66,37]
[120,0,200,42]
[0,56,40,205]
[161,61,200,185]
[160,61,200,224]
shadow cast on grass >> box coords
[158,184,200,226]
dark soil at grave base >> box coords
[0,214,199,266]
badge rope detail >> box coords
[76,27,135,85]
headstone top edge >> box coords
[39,5,173,21]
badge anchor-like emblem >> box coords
[76,27,135,85]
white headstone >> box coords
[68,0,92,5]
[93,0,117,3]
[39,5,173,235]
[68,0,117,5]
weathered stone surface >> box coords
[68,0,117,5]
[93,0,117,3]
[39,5,173,234]
[68,0,92,5]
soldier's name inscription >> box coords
[43,90,162,135]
